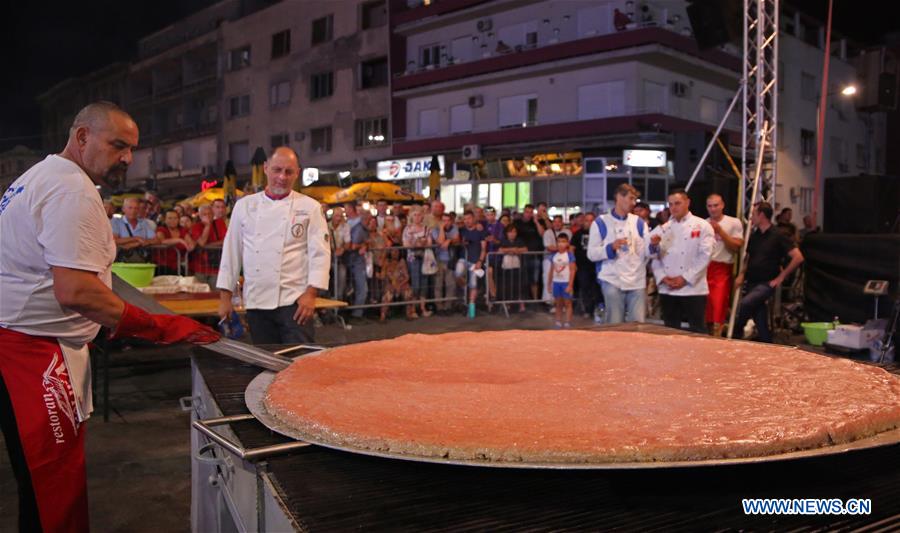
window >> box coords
[310,127,332,153]
[269,81,291,107]
[361,1,387,29]
[271,132,290,149]
[360,57,388,89]
[642,80,667,112]
[799,187,814,215]
[856,143,868,169]
[577,81,625,120]
[830,136,848,171]
[800,129,815,165]
[271,29,291,59]
[355,117,388,147]
[312,15,333,45]
[418,108,439,136]
[419,43,441,68]
[699,97,719,124]
[310,71,334,100]
[228,95,250,118]
[450,104,473,133]
[498,94,538,128]
[801,72,817,101]
[578,5,611,37]
[228,46,250,71]
[228,141,250,165]
[450,36,472,63]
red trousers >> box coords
[0,327,89,532]
[705,260,734,324]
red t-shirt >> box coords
[189,219,228,274]
[156,226,189,271]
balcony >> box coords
[392,112,738,156]
[394,27,739,92]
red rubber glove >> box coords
[110,302,220,345]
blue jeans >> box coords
[349,257,368,317]
[735,282,774,342]
[599,280,646,324]
[408,256,424,295]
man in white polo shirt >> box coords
[216,146,331,344]
[704,193,744,337]
[0,102,218,532]
[587,183,650,323]
[648,189,715,333]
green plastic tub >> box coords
[111,263,156,288]
[801,322,835,346]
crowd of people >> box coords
[104,181,808,339]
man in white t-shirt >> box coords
[704,193,744,337]
[0,102,218,532]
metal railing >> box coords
[332,244,472,316]
[485,250,548,317]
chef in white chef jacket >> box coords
[648,189,715,333]
[217,146,331,344]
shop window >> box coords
[606,177,628,201]
[517,181,531,209]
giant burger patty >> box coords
[264,331,900,463]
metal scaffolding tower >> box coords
[740,0,779,220]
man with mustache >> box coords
[217,146,331,343]
[0,101,219,532]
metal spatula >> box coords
[111,274,292,372]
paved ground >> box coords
[0,308,878,532]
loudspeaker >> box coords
[686,0,742,50]
[824,175,899,233]
[879,72,897,109]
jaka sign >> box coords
[377,156,446,181]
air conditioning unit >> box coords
[468,95,484,108]
[476,18,493,32]
[462,144,481,160]
[671,82,688,98]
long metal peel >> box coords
[111,274,292,372]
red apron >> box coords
[0,327,89,532]
[705,260,734,324]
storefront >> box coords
[434,150,674,220]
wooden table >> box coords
[153,291,348,324]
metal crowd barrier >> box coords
[184,243,223,280]
[485,250,548,317]
[332,244,470,315]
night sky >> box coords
[0,0,897,152]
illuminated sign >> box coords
[377,156,446,181]
[302,167,319,186]
[623,149,667,168]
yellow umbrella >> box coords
[250,147,267,193]
[322,181,425,206]
[300,185,342,203]
[186,187,245,207]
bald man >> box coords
[0,101,218,532]
[217,147,331,344]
